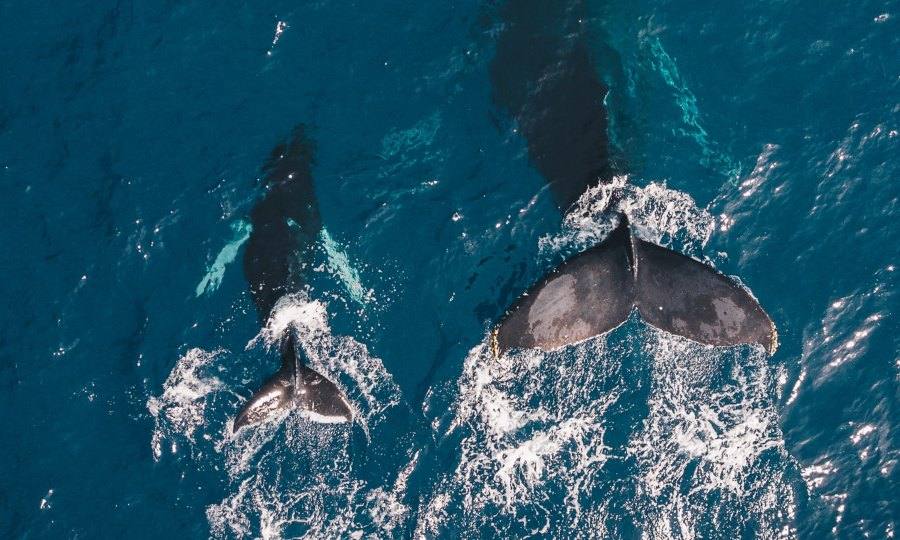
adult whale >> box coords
[234,125,352,432]
[489,0,777,355]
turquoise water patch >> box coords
[195,220,252,297]
[320,227,372,306]
[378,112,442,160]
[643,35,741,181]
[377,112,445,180]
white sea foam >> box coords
[247,293,330,351]
[540,175,714,258]
[207,425,418,539]
[207,423,364,539]
[418,339,620,536]
[147,348,227,461]
[419,328,799,537]
[365,450,419,533]
[630,331,798,537]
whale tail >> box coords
[493,215,778,357]
[233,332,352,433]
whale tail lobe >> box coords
[233,333,352,433]
[493,215,778,356]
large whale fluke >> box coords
[631,235,778,354]
[494,217,635,353]
[493,215,778,356]
[234,333,352,432]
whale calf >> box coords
[234,126,352,432]
[490,0,777,354]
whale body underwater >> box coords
[232,0,776,431]
[234,128,353,432]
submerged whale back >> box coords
[490,0,616,211]
[243,126,321,318]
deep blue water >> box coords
[1,1,897,538]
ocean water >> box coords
[1,0,897,538]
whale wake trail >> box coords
[418,329,801,537]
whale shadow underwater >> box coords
[232,0,776,431]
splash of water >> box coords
[540,175,715,258]
[147,348,227,461]
[630,331,799,537]
[419,326,800,537]
[418,338,621,536]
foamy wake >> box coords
[418,327,800,538]
[630,331,799,539]
[539,175,715,259]
[148,293,407,538]
[417,338,623,537]
[147,348,228,461]
[205,430,419,539]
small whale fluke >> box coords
[493,216,778,356]
[233,333,352,432]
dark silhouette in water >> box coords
[491,0,615,211]
[234,126,352,432]
[489,0,777,355]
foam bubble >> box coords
[540,175,714,258]
[147,348,226,461]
